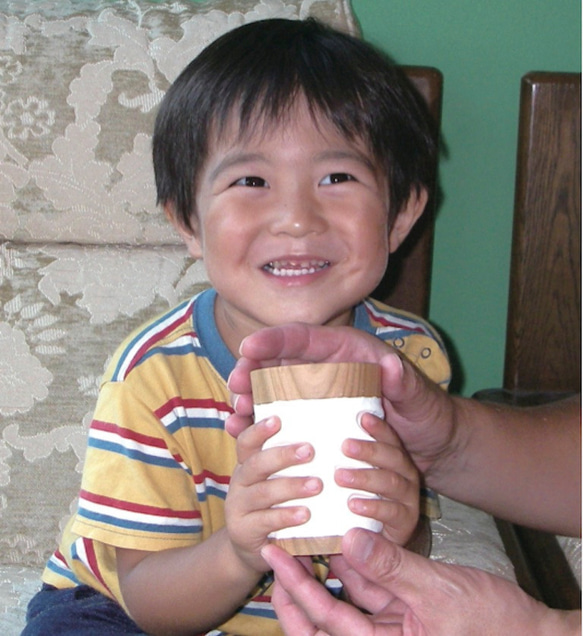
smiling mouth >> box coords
[263,260,331,277]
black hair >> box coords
[153,18,436,230]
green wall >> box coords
[351,0,581,395]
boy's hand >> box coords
[224,416,322,573]
[336,412,419,547]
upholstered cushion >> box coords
[0,0,357,244]
[0,2,357,632]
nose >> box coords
[270,184,328,237]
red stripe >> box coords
[90,420,168,449]
[53,549,68,567]
[252,595,272,603]
[193,469,231,486]
[155,396,233,420]
[79,489,200,520]
[82,539,110,593]
[123,310,195,377]
[365,303,426,333]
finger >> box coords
[271,579,319,636]
[225,411,254,439]
[235,416,281,464]
[340,437,417,478]
[357,411,404,446]
[244,474,323,511]
[263,544,373,636]
[237,503,312,539]
[336,463,416,506]
[329,554,396,614]
[239,324,388,366]
[235,441,317,486]
[342,528,437,607]
[231,392,254,418]
[228,356,261,396]
[379,350,452,433]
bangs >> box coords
[207,23,378,150]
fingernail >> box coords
[295,443,312,460]
[261,544,275,566]
[263,416,278,431]
[294,507,310,522]
[304,477,320,493]
[350,529,374,562]
[391,352,404,378]
[336,468,354,485]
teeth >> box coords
[264,260,330,277]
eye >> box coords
[320,173,356,185]
[232,176,268,187]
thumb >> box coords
[379,350,434,408]
[342,529,429,600]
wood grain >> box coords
[504,72,581,392]
[251,362,380,404]
[269,535,342,556]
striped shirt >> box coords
[42,288,450,635]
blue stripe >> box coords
[165,415,226,435]
[77,507,201,535]
[376,327,433,341]
[87,438,184,469]
[45,559,81,585]
[135,342,202,369]
[197,485,228,502]
[239,606,277,620]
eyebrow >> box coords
[313,149,376,172]
[207,147,377,183]
[208,152,267,182]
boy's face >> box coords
[176,101,425,355]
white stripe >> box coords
[116,299,194,379]
[195,476,229,496]
[80,498,200,528]
[158,405,230,428]
[48,552,70,570]
[244,600,273,610]
[90,428,173,460]
[366,300,430,334]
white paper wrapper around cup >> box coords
[251,363,384,555]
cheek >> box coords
[360,212,390,258]
[368,215,391,278]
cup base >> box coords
[270,535,342,556]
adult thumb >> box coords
[343,528,427,597]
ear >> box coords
[163,202,203,260]
[388,188,429,253]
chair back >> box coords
[504,72,581,395]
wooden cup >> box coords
[251,362,383,555]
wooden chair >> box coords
[374,66,443,318]
[475,71,581,609]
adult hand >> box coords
[262,528,580,635]
[227,323,458,477]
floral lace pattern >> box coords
[0,241,209,565]
[0,0,356,244]
[0,0,356,570]
[0,5,357,631]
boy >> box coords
[24,18,450,635]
